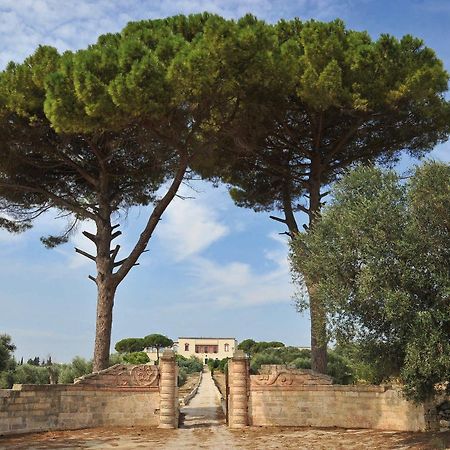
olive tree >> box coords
[291,162,450,400]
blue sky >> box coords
[0,0,449,362]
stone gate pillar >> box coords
[159,349,178,429]
[228,349,249,428]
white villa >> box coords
[176,337,237,363]
[146,336,237,364]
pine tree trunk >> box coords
[93,279,116,372]
[92,197,116,373]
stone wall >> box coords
[228,359,440,432]
[249,365,433,431]
[0,364,160,436]
[250,383,428,431]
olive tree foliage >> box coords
[0,14,242,372]
[194,18,450,373]
[291,162,450,401]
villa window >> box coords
[185,343,189,352]
[224,343,229,352]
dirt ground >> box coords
[1,424,448,449]
[1,370,448,449]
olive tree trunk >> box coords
[307,158,328,374]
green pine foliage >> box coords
[0,15,242,371]
[114,338,145,354]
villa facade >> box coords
[175,337,237,363]
[145,336,237,363]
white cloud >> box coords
[188,255,292,309]
[158,194,229,260]
[183,232,293,309]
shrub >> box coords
[218,358,229,373]
[248,346,356,384]
[122,352,150,365]
[250,353,283,374]
[176,355,203,374]
[178,367,187,386]
[0,370,15,388]
[108,352,125,366]
[207,358,220,373]
[57,356,93,384]
[13,364,50,384]
[290,357,311,369]
[327,352,354,385]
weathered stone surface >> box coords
[228,351,250,428]
[0,385,160,436]
[253,365,333,387]
[248,385,439,431]
[0,364,167,436]
[158,349,178,429]
[74,364,159,388]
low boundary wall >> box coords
[0,353,179,436]
[250,381,428,431]
[228,352,441,432]
[0,383,159,436]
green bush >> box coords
[327,352,355,385]
[176,355,203,374]
[122,352,150,365]
[290,357,311,369]
[248,346,356,384]
[250,353,283,373]
[207,358,220,373]
[108,352,125,366]
[178,367,187,386]
[0,370,15,388]
[238,339,285,356]
[13,364,50,384]
[57,356,93,384]
[218,358,229,373]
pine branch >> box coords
[75,247,96,262]
[270,215,287,224]
[82,231,97,243]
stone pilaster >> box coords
[228,349,249,428]
[159,349,178,428]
